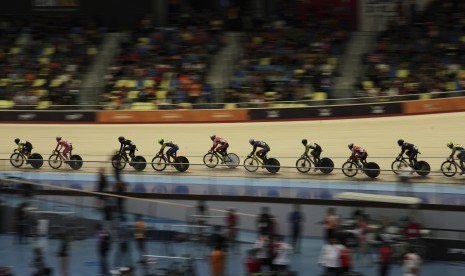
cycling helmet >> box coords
[249,138,255,145]
[56,136,62,142]
[210,135,216,141]
[118,136,125,143]
[158,138,164,145]
[14,138,20,144]
[447,142,454,149]
[302,139,308,145]
[397,139,404,146]
[348,143,354,149]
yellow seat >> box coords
[127,90,140,100]
[115,79,128,88]
[362,81,374,90]
[87,47,98,55]
[294,69,305,75]
[138,37,150,45]
[156,90,167,101]
[32,79,46,87]
[0,79,11,87]
[9,47,21,55]
[50,79,63,87]
[144,79,155,88]
[419,94,432,100]
[396,69,409,78]
[42,47,55,56]
[224,103,237,109]
[126,80,136,88]
[38,57,50,65]
[265,91,277,101]
[36,100,52,110]
[446,81,457,91]
[130,102,155,110]
[37,89,49,97]
[312,92,328,101]
[259,58,271,66]
[0,100,14,109]
[178,102,192,109]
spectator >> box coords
[272,235,293,272]
[31,247,52,276]
[253,234,273,272]
[244,249,261,275]
[257,206,273,236]
[134,214,147,262]
[96,224,111,276]
[405,217,421,239]
[210,245,225,276]
[113,216,132,268]
[195,200,209,226]
[288,204,304,253]
[114,180,126,218]
[323,207,340,242]
[379,242,392,276]
[403,247,422,276]
[340,242,353,274]
[318,237,344,276]
[356,213,371,266]
[96,167,108,204]
[225,207,239,253]
[56,233,70,276]
[210,225,227,251]
[14,202,29,244]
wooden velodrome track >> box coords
[1,112,465,184]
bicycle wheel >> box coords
[265,158,280,173]
[319,157,334,174]
[151,156,167,171]
[10,153,24,168]
[342,161,358,177]
[441,160,457,177]
[29,153,43,169]
[224,153,239,168]
[48,154,63,169]
[111,154,126,170]
[416,160,430,176]
[174,156,189,172]
[203,152,219,168]
[132,156,147,171]
[69,155,83,170]
[365,162,380,178]
[391,160,405,175]
[243,157,259,172]
[295,157,311,173]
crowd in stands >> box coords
[0,16,105,109]
[357,0,465,99]
[225,16,349,106]
[99,13,225,110]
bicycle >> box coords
[48,146,83,170]
[341,158,380,178]
[295,153,334,174]
[391,154,430,176]
[243,153,280,173]
[9,149,43,169]
[111,149,146,171]
[151,152,190,172]
[440,156,464,177]
[203,150,239,169]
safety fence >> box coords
[1,94,465,123]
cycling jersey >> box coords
[55,140,72,154]
[212,136,229,152]
[252,141,269,150]
[18,140,33,154]
[304,143,322,156]
[451,144,465,161]
[400,142,418,154]
[160,141,179,156]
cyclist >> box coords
[14,138,33,158]
[447,142,465,175]
[158,138,179,163]
[397,139,418,167]
[348,143,367,166]
[118,136,136,159]
[210,134,229,155]
[54,136,72,163]
[249,138,270,162]
[302,139,322,166]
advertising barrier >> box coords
[96,109,248,123]
[0,111,95,123]
[403,97,465,114]
[248,102,403,120]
